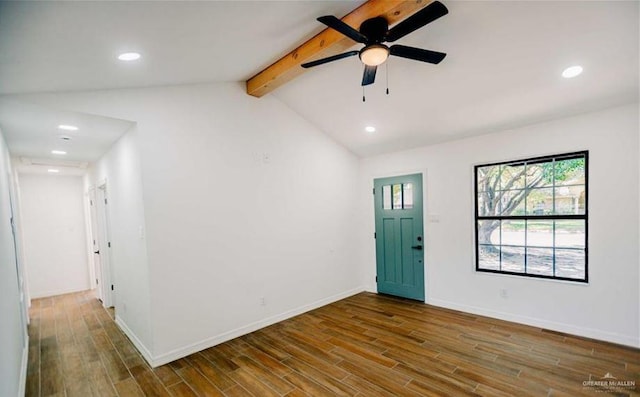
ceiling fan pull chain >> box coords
[363,86,366,102]
[386,62,390,95]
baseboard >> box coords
[150,286,367,367]
[429,298,639,348]
[364,284,376,294]
[18,339,28,397]
[115,316,154,366]
[30,286,91,299]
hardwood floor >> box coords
[26,290,639,397]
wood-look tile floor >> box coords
[26,290,639,397]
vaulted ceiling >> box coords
[0,0,638,161]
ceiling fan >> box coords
[301,1,448,86]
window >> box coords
[382,183,413,210]
[474,151,588,282]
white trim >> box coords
[149,286,366,368]
[18,340,28,397]
[430,298,640,348]
[115,316,154,365]
[30,286,91,299]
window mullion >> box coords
[552,220,556,277]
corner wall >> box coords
[137,84,363,363]
[358,103,640,347]
[37,82,363,365]
[89,125,154,360]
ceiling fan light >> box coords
[360,45,389,66]
[118,52,141,61]
[562,65,583,78]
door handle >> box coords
[94,250,100,254]
[411,245,423,250]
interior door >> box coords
[93,251,103,301]
[374,173,425,301]
[89,189,103,301]
[96,184,113,307]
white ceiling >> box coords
[0,0,638,160]
[0,0,362,93]
[0,97,134,162]
[0,94,132,173]
[275,1,640,156]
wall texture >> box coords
[0,129,27,396]
[20,174,90,298]
[89,126,154,358]
[358,103,639,347]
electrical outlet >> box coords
[500,289,508,298]
[260,297,266,306]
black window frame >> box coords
[474,151,589,283]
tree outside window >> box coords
[475,152,588,282]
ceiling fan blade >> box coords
[301,51,359,68]
[362,65,377,86]
[390,45,446,64]
[317,16,368,43]
[385,1,448,42]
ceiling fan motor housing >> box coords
[359,16,389,44]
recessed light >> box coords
[365,126,376,133]
[47,169,59,173]
[118,52,141,61]
[562,65,583,79]
[51,150,67,155]
[58,124,78,131]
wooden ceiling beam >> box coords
[246,0,433,97]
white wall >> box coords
[139,84,361,363]
[31,82,363,365]
[0,129,28,396]
[15,86,638,357]
[89,126,154,358]
[19,174,90,298]
[359,103,640,347]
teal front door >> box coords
[374,174,425,301]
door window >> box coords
[381,183,414,210]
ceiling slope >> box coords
[273,1,639,156]
[0,1,637,159]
